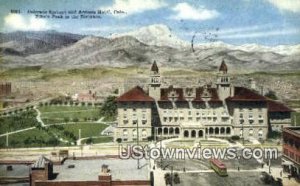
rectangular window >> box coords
[123,120,128,125]
[142,120,147,125]
[188,117,192,121]
[249,120,254,124]
[163,117,167,122]
[133,120,137,125]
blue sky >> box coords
[1,0,300,46]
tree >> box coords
[86,137,93,144]
[64,117,70,123]
[265,90,278,100]
[99,96,117,121]
[116,138,122,143]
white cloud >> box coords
[170,3,219,21]
[101,0,167,17]
[267,0,300,13]
[4,14,55,31]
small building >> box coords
[30,156,54,186]
[282,127,300,179]
[267,100,294,131]
[0,82,12,97]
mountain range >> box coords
[0,24,299,71]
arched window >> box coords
[163,128,168,135]
[158,128,162,135]
[198,130,203,137]
[226,127,231,134]
[215,128,219,135]
[175,127,180,134]
[184,130,189,138]
[220,127,225,134]
[209,127,214,134]
[169,128,174,135]
[191,130,196,138]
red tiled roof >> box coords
[160,86,186,102]
[116,86,154,102]
[267,99,294,112]
[160,86,221,103]
[193,87,204,102]
[226,87,266,102]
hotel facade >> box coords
[114,61,293,142]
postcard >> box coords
[0,0,299,185]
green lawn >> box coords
[0,123,109,148]
[0,128,61,148]
[0,110,39,134]
[39,106,101,124]
[55,123,108,138]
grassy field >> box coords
[58,123,108,138]
[0,110,39,134]
[0,123,109,148]
[0,128,59,148]
[39,106,101,124]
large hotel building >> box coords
[114,61,293,142]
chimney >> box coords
[98,164,112,185]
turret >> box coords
[216,60,233,100]
[148,61,161,99]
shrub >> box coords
[231,135,240,141]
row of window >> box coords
[239,129,264,137]
[162,116,229,123]
[123,113,147,119]
[123,108,148,112]
[239,113,263,119]
[162,109,228,116]
[239,119,264,125]
[123,120,148,125]
[238,108,263,112]
[122,129,148,137]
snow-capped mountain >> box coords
[111,24,189,48]
[0,25,299,71]
[112,24,300,56]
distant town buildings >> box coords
[282,127,300,179]
[114,60,294,142]
[0,82,11,97]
